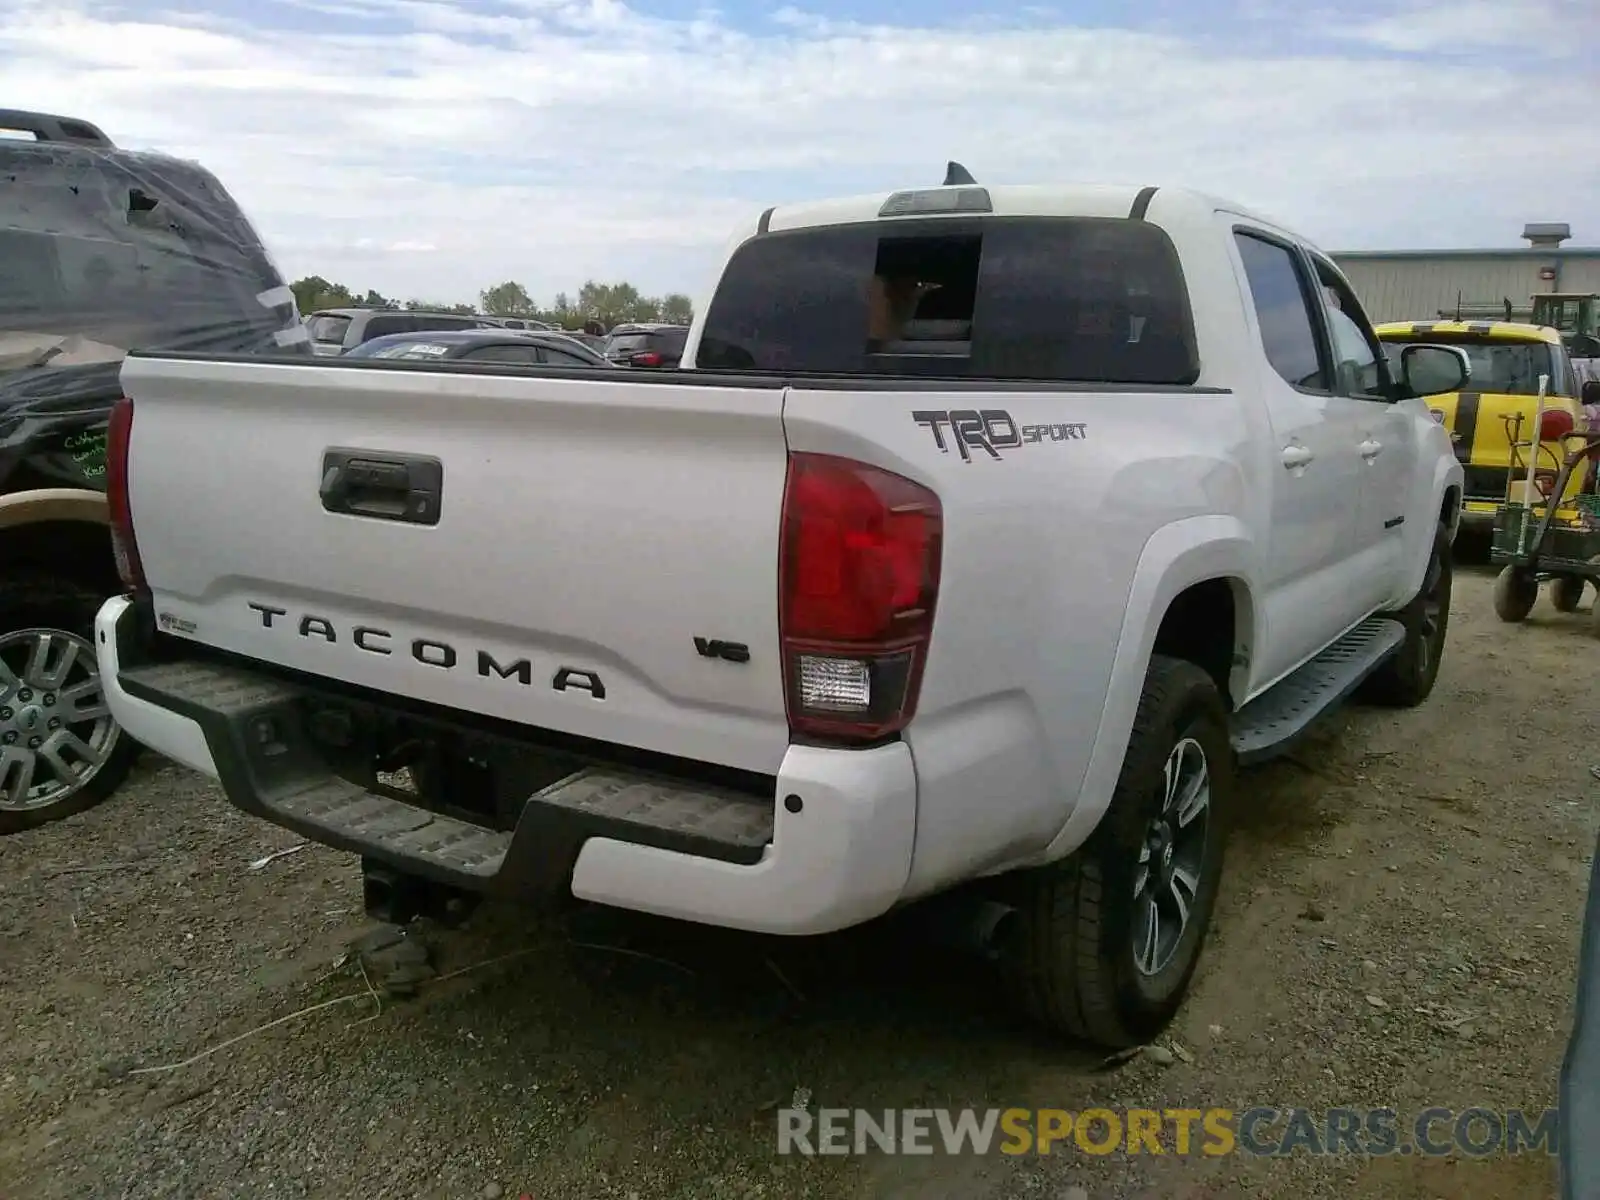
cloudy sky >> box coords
[4,0,1597,308]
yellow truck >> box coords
[1373,320,1588,531]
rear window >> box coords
[605,333,649,357]
[648,327,688,352]
[696,216,1198,384]
[306,314,351,345]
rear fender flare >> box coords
[1037,515,1257,863]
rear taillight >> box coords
[629,351,664,367]
[106,395,146,592]
[778,453,942,744]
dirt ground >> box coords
[0,559,1593,1200]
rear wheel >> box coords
[1551,576,1586,614]
[998,657,1232,1049]
[1492,566,1538,623]
[0,574,138,835]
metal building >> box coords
[1332,224,1600,324]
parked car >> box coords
[344,328,612,368]
[1373,320,1586,531]
[304,308,498,357]
[97,176,1468,1047]
[0,106,307,833]
[602,323,688,368]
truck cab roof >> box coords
[759,183,1285,238]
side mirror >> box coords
[1398,343,1471,398]
[1582,379,1600,407]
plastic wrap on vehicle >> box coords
[0,137,308,494]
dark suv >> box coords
[305,308,499,356]
[602,323,688,368]
[0,107,306,832]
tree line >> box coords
[289,277,695,331]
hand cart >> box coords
[1489,375,1600,631]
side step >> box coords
[1229,617,1406,765]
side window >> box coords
[542,347,594,366]
[1311,259,1389,401]
[361,314,411,339]
[1234,231,1327,391]
[461,344,540,364]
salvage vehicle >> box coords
[1374,320,1586,532]
[0,107,306,833]
[95,175,1468,1046]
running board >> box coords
[1229,618,1406,765]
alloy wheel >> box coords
[0,628,120,813]
[1131,736,1211,977]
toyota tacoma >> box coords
[94,174,1468,1047]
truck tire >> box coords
[1358,523,1452,708]
[1492,565,1538,623]
[0,573,138,835]
[998,656,1232,1049]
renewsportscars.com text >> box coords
[776,1106,1558,1158]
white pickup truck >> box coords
[95,179,1469,1048]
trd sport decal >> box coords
[912,409,1087,462]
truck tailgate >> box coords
[119,356,792,774]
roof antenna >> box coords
[943,161,977,186]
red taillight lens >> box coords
[106,395,146,592]
[778,453,941,744]
[630,351,664,367]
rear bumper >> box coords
[95,596,916,935]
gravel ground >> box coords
[0,562,1592,1200]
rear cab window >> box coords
[695,215,1199,383]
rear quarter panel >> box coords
[780,384,1262,897]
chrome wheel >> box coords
[0,628,120,813]
[1132,736,1210,977]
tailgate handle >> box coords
[320,449,443,526]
